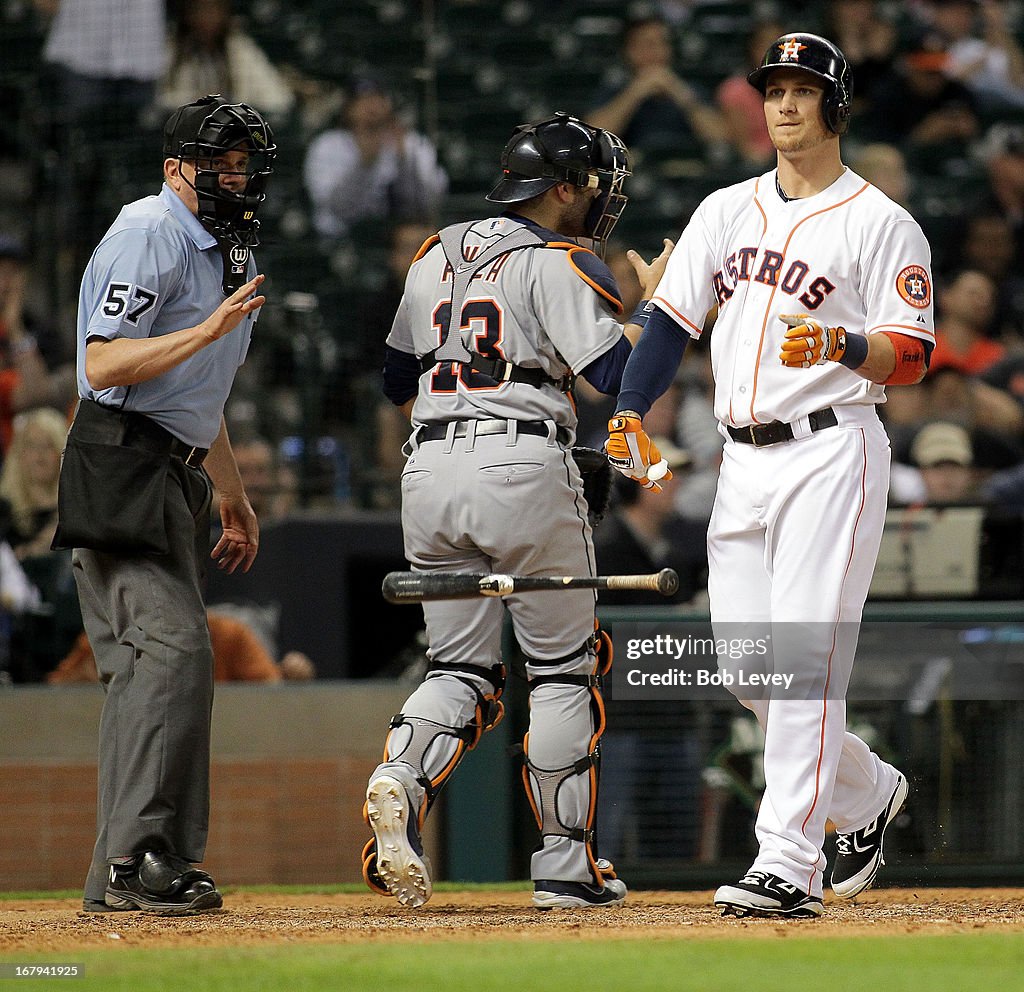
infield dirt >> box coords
[2,888,1023,952]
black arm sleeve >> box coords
[580,335,632,395]
[382,345,420,405]
[615,306,689,416]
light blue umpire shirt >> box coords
[76,183,257,449]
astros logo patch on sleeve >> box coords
[896,265,931,309]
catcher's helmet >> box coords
[487,112,631,254]
[163,94,276,247]
[747,33,853,135]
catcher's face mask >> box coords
[582,129,631,255]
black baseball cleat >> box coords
[105,852,223,915]
[714,871,823,919]
[365,773,432,908]
[831,772,909,899]
[81,898,132,913]
[532,877,627,910]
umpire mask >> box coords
[164,95,277,251]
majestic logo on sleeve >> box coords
[779,40,807,62]
[896,265,931,309]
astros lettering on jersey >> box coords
[651,168,934,427]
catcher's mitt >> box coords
[571,445,614,528]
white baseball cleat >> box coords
[831,772,909,899]
[365,774,432,909]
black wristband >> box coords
[627,299,652,329]
[837,330,869,370]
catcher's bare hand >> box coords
[778,313,848,367]
[627,238,675,299]
[201,274,266,343]
[605,413,672,493]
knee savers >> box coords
[521,628,615,884]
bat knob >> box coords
[657,568,679,597]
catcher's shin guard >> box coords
[361,662,505,896]
[521,628,616,885]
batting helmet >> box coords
[486,112,631,254]
[747,33,853,135]
[163,94,276,247]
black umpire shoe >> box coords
[831,772,909,899]
[105,852,223,915]
[714,871,823,918]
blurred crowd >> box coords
[0,0,1023,681]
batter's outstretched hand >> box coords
[627,238,675,298]
[779,314,847,367]
[605,413,672,493]
[201,274,266,343]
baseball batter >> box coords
[361,113,672,910]
[606,33,931,917]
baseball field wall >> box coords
[0,682,443,891]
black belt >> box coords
[76,400,209,468]
[416,419,570,445]
[727,407,838,447]
[168,438,209,468]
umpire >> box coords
[54,95,275,914]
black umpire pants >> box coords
[75,453,214,904]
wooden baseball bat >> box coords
[382,568,679,604]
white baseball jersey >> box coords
[652,167,934,427]
[387,215,624,432]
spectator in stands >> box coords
[157,0,294,119]
[361,221,436,509]
[910,420,981,504]
[953,210,1024,345]
[0,235,75,452]
[716,22,781,170]
[593,436,706,606]
[0,407,80,682]
[868,46,980,155]
[928,0,1024,111]
[930,268,1006,375]
[303,76,447,241]
[885,364,1024,470]
[823,0,900,119]
[229,435,296,525]
[976,123,1024,269]
[850,143,912,207]
[38,0,165,114]
[0,407,65,559]
[48,610,316,684]
[36,0,168,282]
[589,15,723,160]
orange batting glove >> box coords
[779,314,848,367]
[604,412,672,493]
